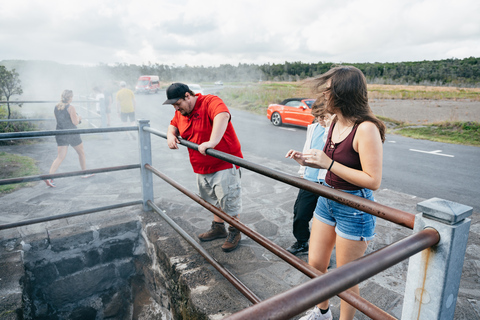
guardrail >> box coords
[0,119,473,320]
[0,99,107,128]
[138,120,472,320]
[0,126,140,231]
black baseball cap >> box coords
[163,83,190,105]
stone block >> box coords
[44,264,118,306]
[55,256,84,277]
[102,285,131,318]
[0,228,21,254]
[84,249,101,268]
[48,224,94,252]
[68,305,97,320]
[31,262,58,286]
[117,259,136,279]
[0,251,24,317]
[97,216,140,240]
[253,220,278,238]
[0,251,24,287]
[101,239,135,263]
[0,292,23,320]
[358,281,402,319]
[17,225,49,251]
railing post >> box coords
[401,197,472,320]
[138,119,153,211]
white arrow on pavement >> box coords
[409,149,454,157]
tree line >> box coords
[259,57,480,87]
[1,57,479,106]
[90,56,480,87]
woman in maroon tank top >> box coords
[293,66,386,320]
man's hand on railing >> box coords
[167,134,180,149]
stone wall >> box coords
[0,211,172,320]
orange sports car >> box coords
[267,98,315,127]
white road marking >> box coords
[409,149,454,157]
[279,127,296,131]
[388,141,396,143]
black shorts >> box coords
[121,112,135,122]
[55,133,82,147]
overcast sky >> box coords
[1,0,479,67]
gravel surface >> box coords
[370,99,480,124]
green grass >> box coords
[369,89,480,100]
[395,121,480,146]
[219,82,310,115]
[0,152,40,194]
[368,85,480,101]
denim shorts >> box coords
[197,166,242,216]
[314,183,376,241]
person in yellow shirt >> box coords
[116,81,136,139]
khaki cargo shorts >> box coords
[197,166,242,216]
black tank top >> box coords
[323,122,362,190]
[54,104,77,130]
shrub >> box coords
[0,106,38,145]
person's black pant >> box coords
[292,188,320,243]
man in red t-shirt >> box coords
[164,83,243,252]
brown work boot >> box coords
[198,221,228,241]
[221,226,241,252]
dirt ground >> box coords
[369,99,480,124]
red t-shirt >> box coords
[170,94,243,174]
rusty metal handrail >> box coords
[147,200,261,304]
[143,127,415,229]
[145,164,397,320]
[225,228,440,320]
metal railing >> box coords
[145,163,397,319]
[143,125,417,319]
[0,119,473,320]
[0,125,141,231]
[0,99,107,128]
[139,122,472,320]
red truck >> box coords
[135,75,160,94]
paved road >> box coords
[133,90,480,213]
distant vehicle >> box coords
[187,84,205,95]
[266,98,315,127]
[215,81,223,86]
[135,75,160,94]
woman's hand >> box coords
[303,149,330,169]
[285,149,307,166]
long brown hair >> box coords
[312,66,386,142]
[56,90,73,110]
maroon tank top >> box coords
[323,122,362,190]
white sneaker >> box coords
[299,306,333,320]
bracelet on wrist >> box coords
[327,160,335,171]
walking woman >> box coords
[289,66,385,320]
[45,90,92,187]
